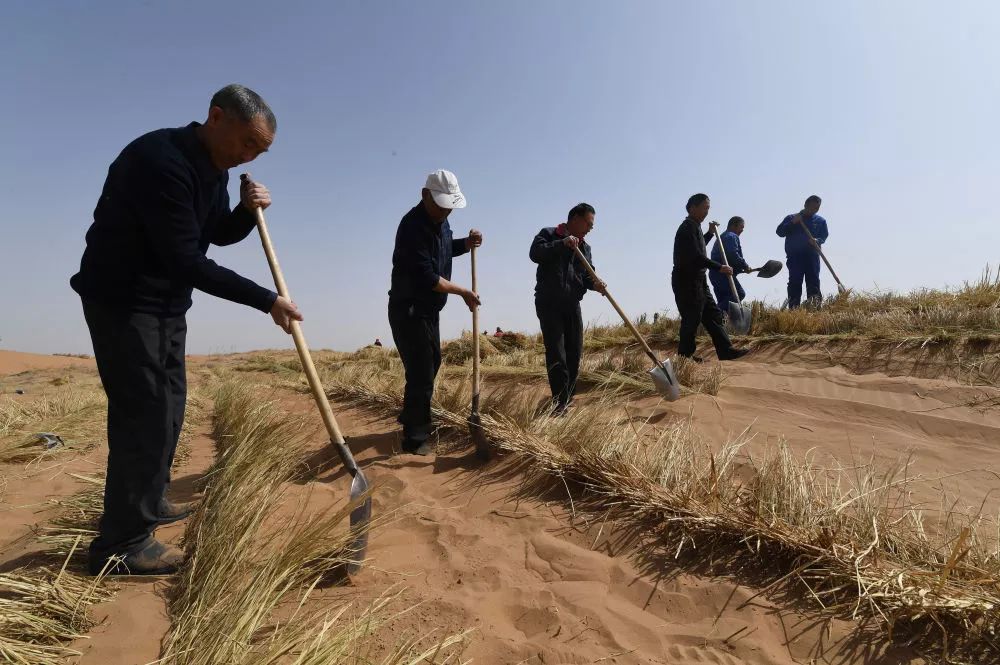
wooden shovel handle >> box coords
[795,218,846,289]
[572,246,659,367]
[710,225,742,302]
[241,175,352,465]
[471,245,480,396]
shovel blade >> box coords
[727,301,752,335]
[468,410,490,461]
[346,469,372,575]
[649,361,680,401]
[756,260,783,278]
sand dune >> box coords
[6,345,996,662]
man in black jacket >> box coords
[530,203,607,415]
[389,169,482,455]
[70,84,302,576]
[672,194,748,362]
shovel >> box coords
[468,245,490,460]
[751,260,783,279]
[710,226,752,335]
[242,174,371,574]
[796,219,848,294]
[572,246,680,401]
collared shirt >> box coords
[388,203,468,315]
[673,217,722,277]
[70,122,276,316]
[710,230,750,274]
[776,213,829,256]
[529,223,595,305]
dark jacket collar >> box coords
[178,122,223,182]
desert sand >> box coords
[3,345,997,663]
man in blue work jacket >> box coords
[709,216,751,311]
[388,170,482,456]
[776,195,829,308]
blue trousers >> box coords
[709,272,745,312]
[786,252,821,308]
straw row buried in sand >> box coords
[319,363,1000,659]
[160,379,468,665]
[0,539,115,665]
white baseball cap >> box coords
[424,169,467,209]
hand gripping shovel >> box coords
[797,221,848,295]
[572,246,680,401]
[710,226,753,336]
[242,174,371,574]
[468,245,490,460]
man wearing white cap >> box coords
[388,170,483,455]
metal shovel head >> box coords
[468,410,490,461]
[649,360,680,402]
[346,468,372,575]
[756,260,783,278]
[727,301,752,335]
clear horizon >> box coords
[4,1,998,354]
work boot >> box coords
[158,497,198,525]
[90,539,185,576]
[401,439,434,456]
[719,348,749,361]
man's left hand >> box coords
[466,229,483,250]
[595,279,608,296]
[241,179,271,210]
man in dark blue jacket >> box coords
[709,216,751,311]
[389,170,482,455]
[71,84,302,576]
[776,195,829,308]
[530,203,606,415]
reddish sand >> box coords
[0,350,93,375]
[5,346,998,663]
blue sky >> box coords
[3,1,998,354]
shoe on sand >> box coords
[401,439,434,456]
[719,348,749,361]
[158,497,198,525]
[90,539,185,576]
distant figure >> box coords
[493,326,504,337]
[530,202,607,416]
[709,216,751,311]
[373,338,382,347]
[653,312,659,323]
[388,169,482,456]
[776,195,828,308]
[482,330,489,336]
[671,194,748,362]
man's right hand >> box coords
[461,289,481,312]
[562,235,580,250]
[270,296,303,334]
[720,265,734,276]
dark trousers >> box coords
[82,300,186,568]
[709,272,745,312]
[672,273,734,358]
[536,300,583,408]
[388,304,441,445]
[787,251,821,308]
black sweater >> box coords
[672,217,722,277]
[70,123,277,316]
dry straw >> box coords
[319,362,1000,659]
[160,379,467,664]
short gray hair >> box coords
[210,84,277,131]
